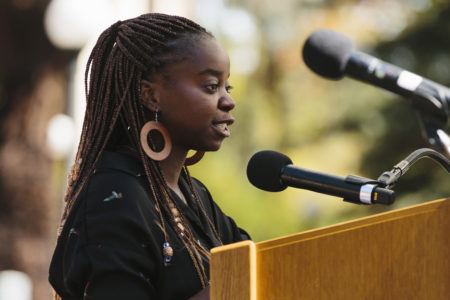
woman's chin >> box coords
[201,142,222,152]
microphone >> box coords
[302,29,449,122]
[246,150,395,205]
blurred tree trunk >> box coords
[0,0,74,299]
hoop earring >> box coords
[140,111,172,161]
[185,151,205,166]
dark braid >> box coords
[60,13,217,288]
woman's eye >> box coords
[226,85,233,93]
[205,84,219,93]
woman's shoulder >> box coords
[59,151,162,249]
[90,151,145,186]
[50,152,161,299]
[84,151,151,210]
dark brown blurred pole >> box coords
[0,0,75,299]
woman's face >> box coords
[148,37,235,153]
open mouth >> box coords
[215,123,228,131]
[212,120,233,137]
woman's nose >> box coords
[219,93,235,112]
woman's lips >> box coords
[212,119,234,137]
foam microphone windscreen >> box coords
[246,150,293,192]
[302,29,354,79]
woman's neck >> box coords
[159,147,189,194]
[160,151,189,205]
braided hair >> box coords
[61,13,221,288]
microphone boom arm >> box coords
[377,147,450,189]
[418,113,450,158]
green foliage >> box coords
[191,1,450,242]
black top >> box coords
[49,151,249,300]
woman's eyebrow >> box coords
[198,68,230,78]
[198,68,223,76]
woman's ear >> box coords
[140,79,160,111]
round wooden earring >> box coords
[140,121,172,161]
[184,151,205,166]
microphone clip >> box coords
[343,175,392,205]
[376,147,450,190]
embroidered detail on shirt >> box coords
[69,228,79,236]
[138,272,151,283]
[103,191,123,202]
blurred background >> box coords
[1,0,450,298]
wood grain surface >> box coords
[211,198,450,300]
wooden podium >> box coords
[210,198,450,300]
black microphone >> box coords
[302,29,449,122]
[246,150,395,205]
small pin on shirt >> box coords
[103,191,123,202]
